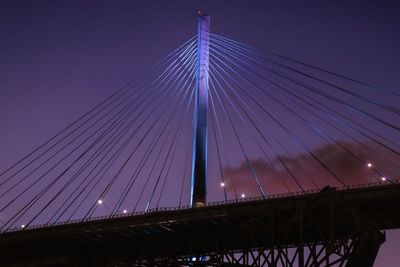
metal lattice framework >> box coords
[1,183,397,267]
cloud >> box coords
[218,141,400,197]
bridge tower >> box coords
[191,14,210,208]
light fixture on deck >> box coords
[123,209,127,214]
[367,162,372,168]
[241,193,245,198]
[381,177,386,181]
[21,224,25,228]
[220,182,225,187]
[97,199,103,205]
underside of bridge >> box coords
[1,183,399,267]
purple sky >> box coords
[1,1,399,265]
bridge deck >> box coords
[1,182,400,266]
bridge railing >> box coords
[2,179,399,234]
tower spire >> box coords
[191,14,210,208]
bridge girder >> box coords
[1,184,396,267]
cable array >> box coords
[0,37,197,229]
[1,33,399,230]
[207,33,400,197]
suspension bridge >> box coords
[1,15,400,266]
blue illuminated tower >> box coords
[191,14,210,208]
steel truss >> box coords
[118,239,355,267]
[2,185,395,267]
[79,233,381,267]
[74,187,386,267]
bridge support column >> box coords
[346,226,386,267]
[191,14,210,208]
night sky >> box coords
[1,1,399,266]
